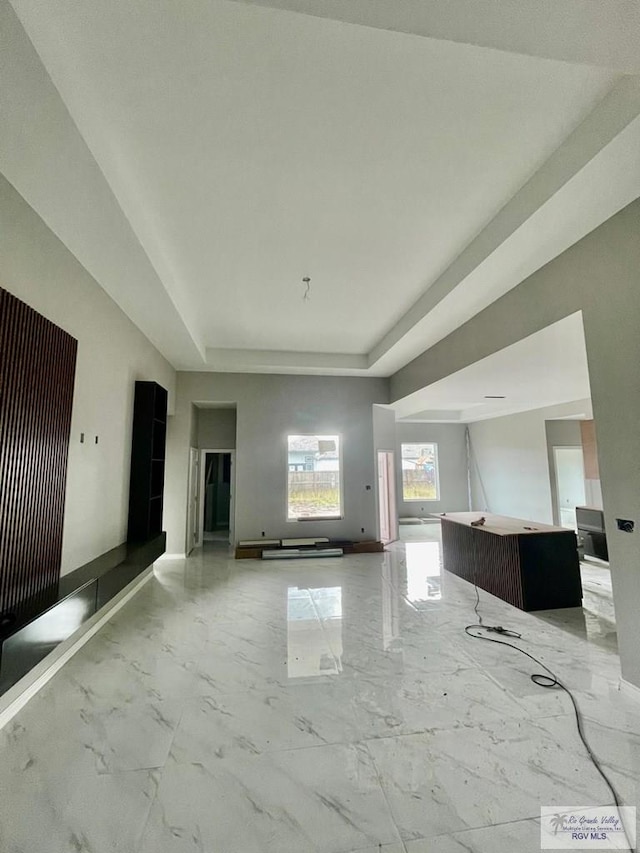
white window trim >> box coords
[401,442,440,502]
[286,433,344,522]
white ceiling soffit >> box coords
[371,95,640,375]
[193,401,237,409]
[392,312,592,423]
[204,348,369,376]
[230,0,640,74]
[0,0,204,369]
[4,0,640,375]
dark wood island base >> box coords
[440,513,583,612]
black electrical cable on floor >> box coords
[465,576,634,852]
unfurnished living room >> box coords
[1,2,640,852]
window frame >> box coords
[400,442,440,503]
[286,433,344,522]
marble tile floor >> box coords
[0,526,638,853]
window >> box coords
[287,434,342,520]
[401,443,439,501]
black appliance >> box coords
[576,506,608,562]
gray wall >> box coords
[165,373,389,551]
[469,410,555,523]
[372,405,396,454]
[390,198,640,688]
[545,419,584,526]
[0,174,176,574]
[196,408,237,449]
[396,422,469,517]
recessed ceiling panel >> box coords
[8,0,617,359]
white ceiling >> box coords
[392,312,592,423]
[2,0,640,376]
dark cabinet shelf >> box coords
[152,419,166,462]
[153,387,167,422]
[151,459,165,499]
[127,381,168,542]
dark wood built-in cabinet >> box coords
[0,308,167,695]
[127,381,168,542]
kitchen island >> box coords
[440,512,582,612]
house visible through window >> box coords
[401,442,439,501]
[287,435,341,520]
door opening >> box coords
[186,447,200,556]
[200,451,234,545]
[554,446,586,530]
[377,450,397,544]
[202,451,231,544]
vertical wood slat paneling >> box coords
[0,287,77,623]
[440,518,524,610]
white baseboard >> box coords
[619,677,640,703]
[0,566,154,731]
[157,552,186,560]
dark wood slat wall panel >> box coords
[440,519,523,609]
[440,516,582,612]
[0,287,77,622]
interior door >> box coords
[186,447,199,554]
[554,446,586,530]
[229,453,235,547]
[378,451,390,542]
[378,451,397,543]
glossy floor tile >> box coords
[139,743,402,853]
[404,818,541,852]
[0,526,638,853]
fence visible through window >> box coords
[287,435,341,519]
[401,442,439,501]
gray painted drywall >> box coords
[189,404,198,448]
[396,422,469,517]
[545,419,584,525]
[469,410,554,524]
[469,412,589,525]
[391,198,640,688]
[0,175,176,574]
[196,408,237,449]
[165,373,389,552]
[585,478,604,510]
[372,405,399,541]
[372,405,396,454]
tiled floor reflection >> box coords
[287,585,343,678]
[405,541,442,602]
[0,526,638,853]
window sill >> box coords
[287,517,344,523]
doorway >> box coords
[199,450,235,546]
[554,446,586,530]
[186,448,200,556]
[377,450,397,544]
